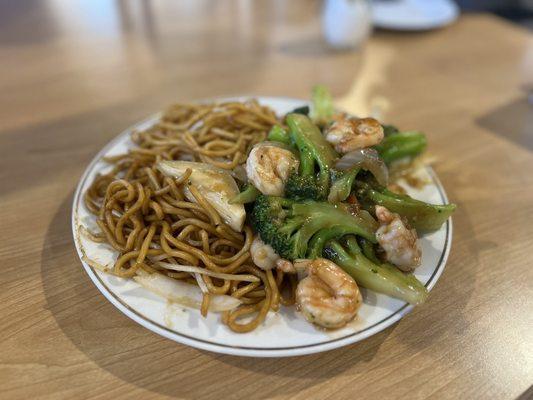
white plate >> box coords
[372,0,459,31]
[72,97,452,357]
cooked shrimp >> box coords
[295,259,362,329]
[245,144,299,196]
[276,258,295,274]
[250,235,280,270]
[375,205,421,271]
[325,116,384,153]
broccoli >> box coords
[267,125,291,146]
[374,131,427,165]
[289,105,310,116]
[229,183,260,204]
[251,195,376,260]
[356,181,456,232]
[310,85,334,126]
[325,236,428,305]
[284,113,338,201]
[382,124,400,137]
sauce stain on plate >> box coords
[324,316,367,339]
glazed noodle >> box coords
[83,100,296,333]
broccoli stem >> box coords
[357,182,456,232]
[382,124,400,136]
[290,105,310,116]
[286,113,337,168]
[358,237,381,265]
[311,85,334,126]
[267,125,291,145]
[307,226,360,259]
[299,150,315,176]
[291,201,377,257]
[229,184,260,204]
[326,237,428,305]
[374,131,427,165]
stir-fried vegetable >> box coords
[158,160,245,231]
[267,125,291,145]
[325,236,428,305]
[252,195,377,260]
[375,131,427,165]
[356,181,456,232]
[156,262,260,282]
[310,84,335,126]
[230,183,260,204]
[134,271,242,312]
[290,105,310,116]
[328,168,360,203]
[336,148,389,186]
[284,113,338,201]
[382,124,400,136]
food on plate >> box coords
[80,86,455,333]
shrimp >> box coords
[245,144,299,196]
[375,205,421,271]
[276,258,295,274]
[250,235,293,271]
[325,116,384,153]
[294,259,362,329]
[250,235,280,270]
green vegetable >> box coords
[290,105,310,116]
[310,85,334,126]
[325,236,428,305]
[382,124,400,136]
[375,131,427,165]
[358,237,381,265]
[327,168,360,203]
[284,113,338,201]
[356,181,456,232]
[229,184,260,204]
[251,195,376,260]
[267,125,291,146]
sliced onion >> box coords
[194,273,209,293]
[81,255,111,273]
[157,160,245,232]
[231,165,247,183]
[357,209,379,231]
[156,262,260,282]
[133,272,242,312]
[335,148,389,186]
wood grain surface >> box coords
[1,1,532,399]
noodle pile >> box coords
[83,100,296,333]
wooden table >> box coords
[1,2,532,399]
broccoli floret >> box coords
[284,113,338,201]
[285,173,321,201]
[251,195,376,260]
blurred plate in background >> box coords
[373,0,459,30]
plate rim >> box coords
[71,96,453,357]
